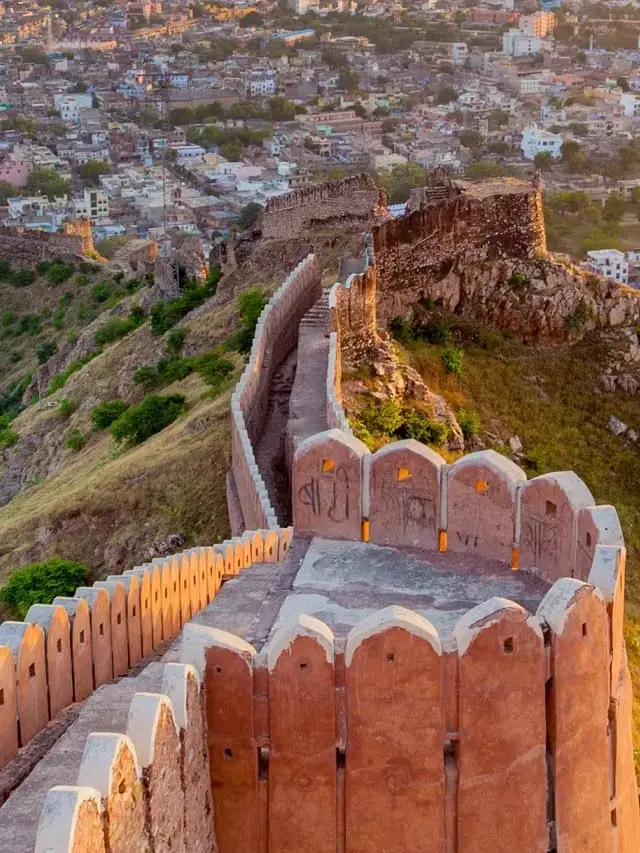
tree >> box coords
[353,102,367,118]
[616,76,630,91]
[80,160,110,182]
[220,141,243,161]
[18,46,48,65]
[240,10,264,27]
[26,168,69,200]
[603,193,625,223]
[70,82,87,93]
[322,47,349,70]
[237,202,262,230]
[460,130,483,150]
[436,85,457,105]
[0,181,15,204]
[375,162,427,204]
[169,107,195,126]
[337,68,361,93]
[533,151,554,170]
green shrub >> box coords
[0,425,18,447]
[58,398,76,417]
[53,308,65,329]
[150,275,220,335]
[165,327,188,355]
[74,273,89,287]
[36,260,52,276]
[110,394,187,446]
[133,365,159,388]
[227,289,267,354]
[0,557,90,618]
[65,428,85,451]
[507,271,529,290]
[16,314,41,336]
[359,400,403,436]
[564,300,591,336]
[441,346,464,376]
[351,419,376,451]
[1,311,16,327]
[91,282,111,303]
[398,409,449,446]
[0,260,12,280]
[417,318,452,345]
[78,261,98,274]
[0,372,32,418]
[10,269,36,287]
[93,312,143,346]
[37,340,58,364]
[46,263,75,285]
[457,409,480,440]
[91,399,129,430]
[192,351,233,389]
[388,316,415,343]
[157,356,193,384]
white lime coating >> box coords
[107,574,139,595]
[294,427,370,463]
[583,504,624,547]
[267,613,335,671]
[162,662,200,730]
[447,449,526,497]
[523,470,594,510]
[0,620,43,659]
[74,587,109,609]
[126,692,178,768]
[181,623,256,677]
[587,544,624,603]
[453,597,541,656]
[52,596,88,622]
[35,786,103,853]
[25,604,64,634]
[77,733,140,796]
[537,577,603,634]
[345,605,442,666]
[93,580,125,601]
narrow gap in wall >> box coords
[545,672,556,851]
[336,746,346,770]
[258,747,270,781]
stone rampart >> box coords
[261,174,383,241]
[0,223,92,267]
[229,255,322,532]
[32,582,638,853]
[0,528,292,773]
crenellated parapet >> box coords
[0,528,292,774]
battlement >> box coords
[261,173,386,240]
[0,221,98,267]
[0,528,292,774]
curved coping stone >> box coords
[520,470,594,508]
[447,449,526,496]
[24,603,67,633]
[267,613,335,671]
[362,439,446,518]
[582,504,624,545]
[162,662,200,730]
[537,577,604,634]
[127,692,179,768]
[453,597,542,656]
[181,623,256,678]
[587,544,624,604]
[0,619,45,656]
[77,732,141,796]
[345,605,442,666]
[293,426,370,462]
[34,786,104,853]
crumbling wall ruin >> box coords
[261,174,388,241]
[0,226,87,266]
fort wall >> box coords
[33,580,634,853]
[0,221,96,267]
[261,174,383,241]
[0,528,292,772]
[229,255,321,532]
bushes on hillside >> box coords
[57,398,76,418]
[91,399,129,430]
[0,557,90,618]
[110,394,186,446]
[228,288,267,354]
[0,414,18,448]
[150,270,221,335]
[47,351,100,393]
[134,351,233,392]
[353,400,450,451]
[37,341,58,364]
[45,263,75,285]
[65,428,86,451]
[93,308,144,346]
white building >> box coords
[619,92,640,117]
[521,125,563,160]
[503,29,542,56]
[450,43,468,65]
[171,144,206,163]
[53,93,93,123]
[72,187,109,221]
[246,74,277,97]
[586,249,628,284]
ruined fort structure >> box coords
[261,173,390,240]
[0,219,100,267]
